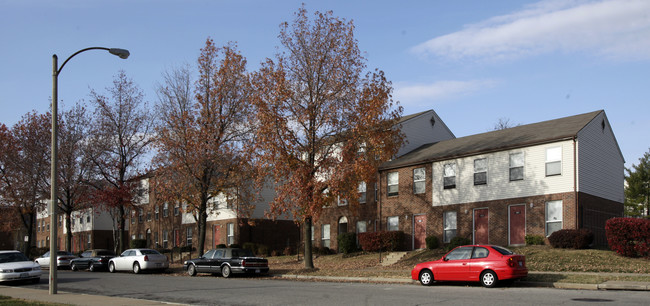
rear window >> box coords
[140,249,160,255]
[491,246,514,255]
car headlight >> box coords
[34,266,41,271]
[183,261,188,265]
[0,269,13,273]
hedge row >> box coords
[358,231,404,252]
[606,217,650,258]
[548,229,593,249]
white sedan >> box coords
[0,250,42,283]
[108,249,169,274]
[34,251,77,269]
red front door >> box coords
[414,215,426,249]
[474,209,489,244]
[509,205,526,245]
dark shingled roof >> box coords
[380,110,603,170]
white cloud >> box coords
[412,0,650,62]
[393,79,499,105]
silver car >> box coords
[108,249,169,274]
[34,250,77,269]
[0,250,42,283]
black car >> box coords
[183,248,269,278]
[70,249,116,272]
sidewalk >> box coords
[1,272,648,306]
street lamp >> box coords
[50,47,129,294]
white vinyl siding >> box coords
[432,141,575,206]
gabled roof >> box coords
[380,110,604,170]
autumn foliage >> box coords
[606,217,650,258]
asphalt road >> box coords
[20,270,650,305]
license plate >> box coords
[156,263,162,267]
[20,273,29,278]
[518,262,523,267]
[255,269,260,273]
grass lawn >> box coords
[0,295,68,306]
[267,245,650,283]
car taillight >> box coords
[144,255,149,262]
[242,260,246,266]
[507,257,515,267]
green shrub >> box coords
[445,236,471,251]
[216,244,227,249]
[130,239,146,249]
[337,232,357,254]
[548,229,594,249]
[425,235,439,249]
[525,235,546,245]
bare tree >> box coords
[88,71,155,253]
[492,117,520,130]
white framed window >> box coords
[131,210,135,224]
[321,224,330,248]
[413,167,426,194]
[545,200,563,236]
[86,215,90,223]
[186,227,193,246]
[509,152,524,181]
[443,211,457,243]
[139,208,144,223]
[474,158,487,185]
[356,221,367,246]
[155,205,160,219]
[443,163,456,189]
[387,216,399,231]
[227,223,235,245]
[163,230,168,248]
[338,196,348,206]
[387,172,399,196]
[163,203,169,217]
[546,147,562,176]
[311,225,314,241]
[174,203,180,216]
[358,181,367,203]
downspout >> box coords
[574,136,579,229]
[378,171,382,263]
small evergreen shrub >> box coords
[425,235,439,249]
[445,236,471,251]
[548,229,593,249]
[525,235,546,245]
[130,239,146,249]
[337,232,357,254]
[606,217,650,258]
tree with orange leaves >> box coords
[252,6,403,268]
[153,39,254,256]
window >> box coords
[509,152,524,181]
[139,208,144,223]
[59,215,62,227]
[472,247,489,259]
[154,232,159,248]
[443,211,457,243]
[443,163,456,189]
[311,225,314,241]
[46,223,49,231]
[86,215,90,223]
[413,167,426,194]
[79,216,83,224]
[474,158,487,185]
[338,196,348,206]
[321,224,330,248]
[545,200,563,236]
[155,205,159,220]
[356,221,367,246]
[358,181,367,203]
[387,216,399,231]
[186,227,192,246]
[546,147,562,176]
[163,230,168,248]
[174,203,180,216]
[131,210,135,224]
[445,246,472,260]
[163,203,169,217]
[387,172,399,196]
[147,211,152,222]
[227,223,234,245]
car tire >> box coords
[71,263,78,271]
[419,269,434,286]
[480,270,498,288]
[108,262,116,273]
[188,264,197,277]
[221,265,231,278]
[133,262,141,274]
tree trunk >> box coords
[198,209,207,256]
[118,205,126,253]
[304,216,314,269]
[65,213,72,252]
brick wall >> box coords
[579,192,623,246]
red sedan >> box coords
[411,245,527,288]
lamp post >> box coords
[50,47,129,294]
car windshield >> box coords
[491,246,515,255]
[140,249,161,255]
[0,252,30,263]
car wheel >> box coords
[89,264,95,272]
[71,263,78,271]
[188,264,197,277]
[221,265,231,278]
[480,270,498,288]
[108,262,116,273]
[32,277,40,284]
[419,269,434,286]
[133,262,141,274]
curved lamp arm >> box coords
[56,47,130,75]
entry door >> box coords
[414,215,427,249]
[213,225,221,248]
[473,209,489,244]
[509,205,526,245]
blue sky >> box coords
[1,0,649,168]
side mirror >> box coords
[442,256,448,262]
